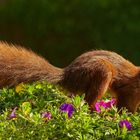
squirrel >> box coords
[0,41,140,113]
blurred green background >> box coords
[0,0,140,67]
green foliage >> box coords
[0,0,140,66]
[0,82,140,139]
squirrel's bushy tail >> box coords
[0,41,63,87]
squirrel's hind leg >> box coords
[85,61,113,111]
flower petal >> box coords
[95,98,116,112]
[7,107,17,120]
[41,112,52,120]
[60,103,74,118]
[119,120,132,131]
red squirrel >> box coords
[0,41,140,113]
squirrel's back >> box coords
[66,50,137,74]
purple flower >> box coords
[95,98,116,113]
[41,112,52,121]
[60,103,74,118]
[7,107,17,120]
[119,120,132,131]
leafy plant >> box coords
[0,82,140,139]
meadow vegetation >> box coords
[0,82,140,139]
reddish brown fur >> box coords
[60,50,140,113]
[0,41,140,113]
[0,42,63,87]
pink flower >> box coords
[7,107,17,120]
[41,112,52,122]
[95,98,116,113]
[119,120,132,131]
